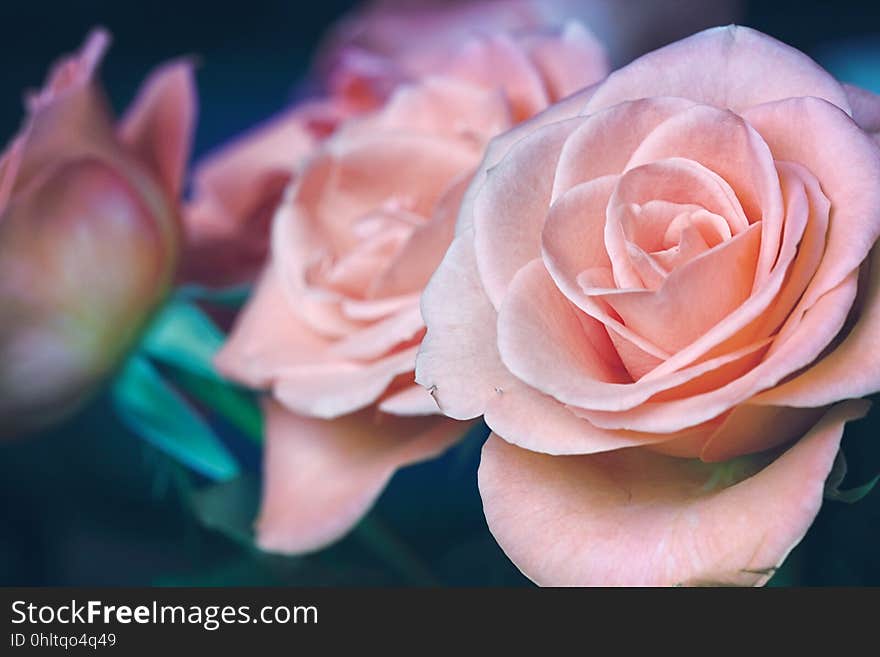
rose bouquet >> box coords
[1,0,878,587]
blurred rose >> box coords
[182,0,609,286]
[216,24,608,553]
[320,0,743,70]
[416,26,880,586]
[0,30,196,438]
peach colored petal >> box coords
[443,31,549,121]
[581,271,858,433]
[701,404,826,462]
[273,346,419,419]
[257,399,464,554]
[747,161,829,340]
[329,305,424,360]
[190,106,315,223]
[455,84,596,236]
[623,105,783,288]
[520,22,608,101]
[743,96,880,309]
[300,132,476,254]
[341,293,420,321]
[415,234,668,455]
[472,117,582,308]
[119,60,197,200]
[496,259,629,392]
[497,256,774,415]
[592,222,762,354]
[752,245,880,408]
[416,234,505,420]
[214,266,331,389]
[27,29,109,111]
[541,175,616,278]
[573,158,811,387]
[344,75,512,143]
[550,97,695,202]
[845,83,880,139]
[368,172,467,299]
[478,400,869,586]
[586,25,851,115]
[378,383,440,416]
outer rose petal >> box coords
[257,399,464,554]
[181,107,317,286]
[478,400,869,586]
[845,83,880,139]
[751,245,880,408]
[743,97,880,309]
[473,117,582,308]
[214,265,330,389]
[586,25,851,115]
[119,60,197,200]
[455,84,596,236]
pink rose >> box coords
[0,30,196,438]
[182,1,608,286]
[216,25,608,554]
[416,26,880,586]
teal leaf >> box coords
[824,450,879,504]
[170,368,263,444]
[825,475,879,504]
[140,298,226,382]
[187,475,260,546]
[139,298,263,443]
[112,355,240,481]
[177,283,253,308]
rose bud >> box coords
[0,30,196,438]
[416,26,880,586]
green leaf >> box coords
[171,369,263,444]
[139,298,263,443]
[825,475,879,504]
[112,355,240,481]
[141,298,226,382]
[824,450,879,504]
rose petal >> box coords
[701,404,826,462]
[550,97,695,202]
[119,60,197,201]
[478,400,869,586]
[273,346,419,420]
[521,21,609,102]
[378,383,440,416]
[456,84,596,237]
[214,265,331,389]
[473,117,582,308]
[415,234,668,455]
[845,83,880,138]
[743,96,880,309]
[581,271,858,432]
[257,400,463,554]
[751,244,880,408]
[586,25,851,115]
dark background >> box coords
[1,1,879,586]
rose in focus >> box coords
[416,26,880,586]
[216,23,609,553]
[0,31,196,438]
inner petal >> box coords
[605,158,750,289]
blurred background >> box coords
[1,0,879,586]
